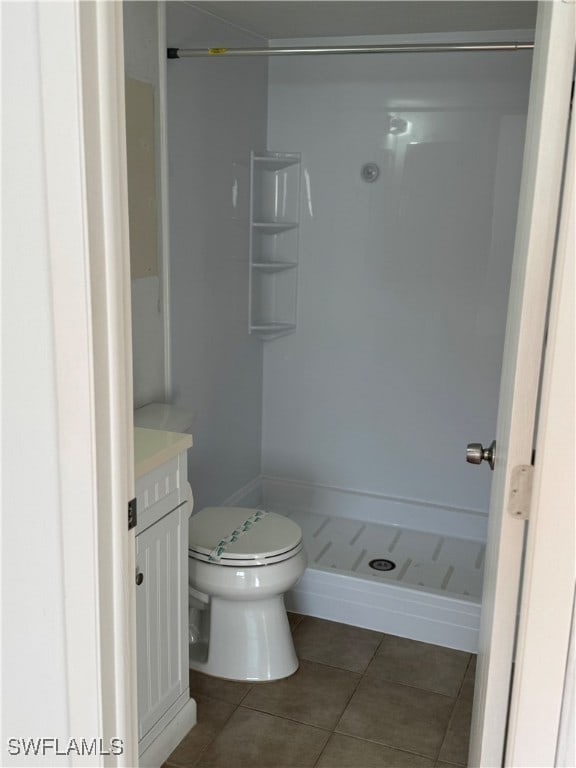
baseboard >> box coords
[138,696,197,768]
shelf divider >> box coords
[252,261,297,273]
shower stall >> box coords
[136,1,536,652]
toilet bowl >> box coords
[188,506,307,682]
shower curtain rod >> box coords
[167,41,533,58]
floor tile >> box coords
[242,659,360,730]
[437,689,473,766]
[316,733,435,767]
[293,616,383,673]
[171,619,475,768]
[189,668,252,706]
[196,707,329,767]
[369,635,470,697]
[436,762,465,768]
[336,677,456,758]
[461,656,476,701]
[165,695,236,767]
[287,611,304,631]
[434,760,461,768]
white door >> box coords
[505,96,575,768]
[468,2,575,766]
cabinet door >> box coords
[136,504,188,741]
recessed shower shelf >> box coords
[249,150,301,341]
[252,261,297,273]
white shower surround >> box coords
[225,33,529,651]
[166,15,533,651]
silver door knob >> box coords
[466,440,496,470]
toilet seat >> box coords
[188,507,303,567]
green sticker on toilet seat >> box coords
[208,509,269,562]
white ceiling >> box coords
[191,2,537,40]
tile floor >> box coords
[164,614,475,768]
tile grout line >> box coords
[458,653,475,698]
[316,661,469,700]
[330,659,369,733]
[433,695,460,765]
[440,657,474,764]
[312,632,384,768]
[238,627,388,767]
[294,650,387,676]
[326,731,452,768]
[172,694,241,768]
[332,726,452,763]
[237,702,336,733]
[240,656,364,733]
[292,642,469,699]
[238,681,255,705]
[433,654,474,766]
[331,637,468,766]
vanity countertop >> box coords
[134,427,193,479]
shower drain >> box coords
[369,558,396,572]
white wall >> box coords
[123,1,166,407]
[263,35,532,515]
[2,2,137,764]
[166,3,268,510]
[2,6,70,751]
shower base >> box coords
[225,476,487,653]
[283,508,482,653]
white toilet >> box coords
[188,506,307,682]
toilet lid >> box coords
[188,507,303,566]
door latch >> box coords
[128,498,137,530]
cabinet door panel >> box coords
[136,504,187,740]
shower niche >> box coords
[249,151,301,340]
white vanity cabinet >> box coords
[134,428,196,767]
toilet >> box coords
[188,506,307,682]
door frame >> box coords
[2,1,137,764]
[78,3,138,763]
[30,0,571,764]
